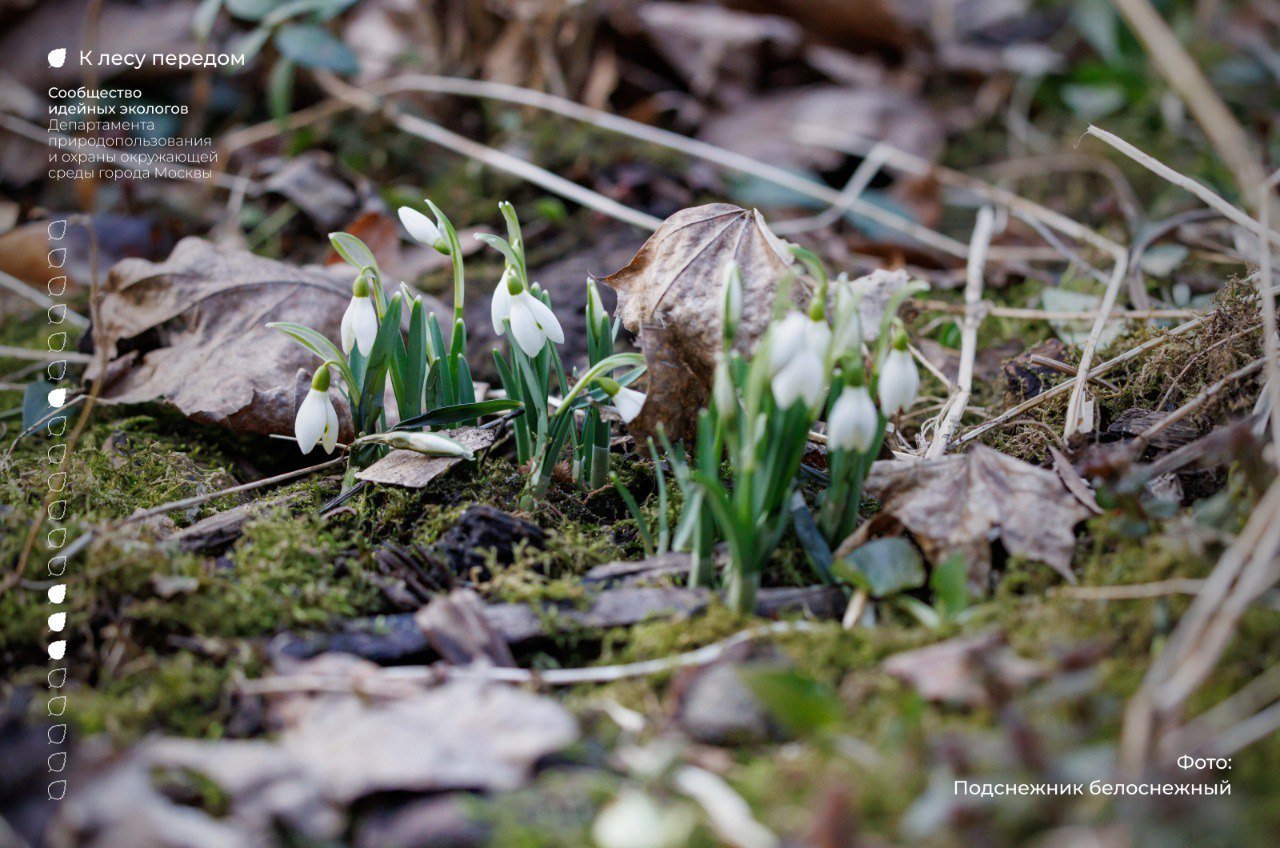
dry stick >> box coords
[314,72,661,232]
[1256,170,1280,459]
[917,299,1198,321]
[1166,664,1280,758]
[118,455,347,527]
[0,345,91,363]
[0,270,88,328]
[1108,0,1275,219]
[1121,476,1280,774]
[241,621,822,694]
[1130,358,1267,453]
[771,143,890,236]
[927,207,994,458]
[1084,126,1280,249]
[1054,579,1206,601]
[797,125,1132,439]
[909,342,953,392]
[354,74,974,259]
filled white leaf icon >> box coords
[48,48,67,68]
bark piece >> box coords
[354,428,497,488]
[416,589,516,668]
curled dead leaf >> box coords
[859,445,1093,593]
[602,203,804,439]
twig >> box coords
[1108,0,1273,217]
[357,74,974,258]
[0,271,88,328]
[313,72,660,232]
[909,343,953,392]
[1084,126,1280,248]
[1256,170,1280,460]
[771,143,890,236]
[927,207,994,457]
[116,456,346,527]
[0,345,92,363]
[1053,579,1206,600]
[242,621,821,693]
[1130,357,1266,453]
[1122,476,1280,774]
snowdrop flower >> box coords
[295,366,339,455]
[596,376,645,424]
[828,384,878,452]
[878,330,919,415]
[592,789,695,848]
[768,311,831,409]
[341,274,378,356]
[491,268,564,357]
[398,205,449,254]
[351,430,476,459]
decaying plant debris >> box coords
[3,1,1280,847]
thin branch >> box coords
[1130,357,1266,453]
[927,207,994,457]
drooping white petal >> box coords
[828,386,878,452]
[768,312,809,374]
[491,276,513,336]
[878,348,919,414]
[611,386,646,423]
[294,388,328,454]
[320,398,340,453]
[772,345,827,409]
[508,298,546,357]
[522,291,564,344]
[340,303,355,354]
[398,206,443,248]
[351,296,378,356]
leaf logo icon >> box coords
[48,48,67,68]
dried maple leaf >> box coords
[602,203,803,439]
[862,445,1093,592]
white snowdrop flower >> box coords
[597,376,645,424]
[341,274,378,356]
[295,366,339,455]
[352,430,475,460]
[827,384,879,452]
[768,311,830,409]
[592,789,695,848]
[398,205,449,253]
[878,332,919,415]
[491,269,564,357]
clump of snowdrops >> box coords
[667,256,926,613]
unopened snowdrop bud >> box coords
[713,357,736,420]
[878,330,919,415]
[398,205,449,254]
[491,268,565,357]
[295,366,339,455]
[722,262,743,343]
[341,274,378,356]
[828,384,878,452]
[352,430,475,460]
[768,311,831,409]
[586,276,609,328]
[596,376,645,424]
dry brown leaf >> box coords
[271,655,578,802]
[354,428,497,488]
[602,203,802,439]
[881,631,1044,707]
[863,445,1093,592]
[89,238,443,438]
